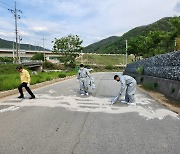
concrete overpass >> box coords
[0,48,63,63]
[21,60,43,71]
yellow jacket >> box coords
[20,69,30,83]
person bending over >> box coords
[112,74,136,104]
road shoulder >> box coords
[137,85,180,115]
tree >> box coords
[128,30,175,59]
[169,17,180,50]
[128,36,145,60]
[52,35,83,66]
[169,16,180,37]
[31,53,44,61]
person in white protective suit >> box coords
[77,64,91,96]
[112,74,137,104]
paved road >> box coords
[0,72,179,154]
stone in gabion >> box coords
[125,51,180,81]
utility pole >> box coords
[18,36,22,62]
[29,44,31,51]
[42,36,46,61]
[8,2,22,63]
[34,41,36,51]
[125,40,128,66]
[13,40,15,63]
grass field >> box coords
[0,64,77,91]
[76,54,134,65]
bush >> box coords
[140,77,144,83]
[154,82,158,89]
[31,53,44,61]
[58,73,66,78]
[46,77,51,81]
[0,57,13,62]
[54,64,65,70]
[43,61,55,69]
[68,62,76,68]
[85,64,91,68]
[137,66,144,75]
[142,82,158,91]
[105,64,114,70]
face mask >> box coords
[80,67,83,70]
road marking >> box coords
[0,106,20,113]
[48,89,55,93]
[0,94,179,120]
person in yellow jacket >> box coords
[16,66,35,99]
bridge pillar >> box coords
[28,65,42,72]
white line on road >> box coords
[0,94,179,120]
[0,106,20,113]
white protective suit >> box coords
[113,75,137,104]
[77,68,91,94]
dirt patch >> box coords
[138,85,180,115]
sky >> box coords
[0,0,180,50]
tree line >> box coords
[128,17,180,60]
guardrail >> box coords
[21,60,43,63]
[0,60,43,65]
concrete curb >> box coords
[137,86,180,115]
[0,75,76,99]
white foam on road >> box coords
[48,89,56,94]
[0,106,20,113]
[0,94,179,120]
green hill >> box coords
[0,38,49,51]
[83,17,175,54]
[83,36,119,53]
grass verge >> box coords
[0,70,77,91]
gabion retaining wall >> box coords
[125,51,180,81]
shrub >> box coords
[137,66,144,75]
[46,77,51,81]
[54,64,65,70]
[43,61,55,69]
[0,57,13,62]
[68,62,76,68]
[31,53,44,61]
[154,82,158,89]
[105,64,114,70]
[36,79,41,83]
[58,73,66,78]
[142,82,158,91]
[140,77,144,83]
[85,64,90,68]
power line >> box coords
[41,36,46,61]
[1,1,110,50]
[0,4,9,10]
[20,12,108,39]
[0,1,13,8]
[18,15,107,49]
[8,2,22,63]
